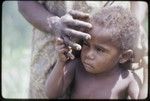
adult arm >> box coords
[18,1,54,33]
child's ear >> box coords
[119,49,133,64]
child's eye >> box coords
[96,47,104,53]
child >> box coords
[45,6,141,99]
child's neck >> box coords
[88,65,120,78]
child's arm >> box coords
[128,71,141,99]
[45,37,76,98]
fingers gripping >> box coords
[56,37,64,45]
[67,46,75,60]
[63,36,81,50]
[56,37,75,60]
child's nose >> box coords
[86,49,95,60]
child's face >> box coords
[81,24,121,74]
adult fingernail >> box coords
[88,24,92,28]
[86,35,91,40]
[85,13,90,17]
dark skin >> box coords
[18,1,92,51]
[18,1,146,99]
[71,60,134,99]
[45,23,140,99]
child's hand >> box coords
[55,37,71,62]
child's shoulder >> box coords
[121,69,136,78]
[127,70,135,78]
[127,70,139,79]
[122,69,142,86]
[120,69,138,80]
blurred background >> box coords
[2,1,148,99]
[2,1,32,98]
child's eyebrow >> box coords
[95,44,109,52]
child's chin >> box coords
[85,68,104,74]
[85,68,101,74]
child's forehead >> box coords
[90,23,115,38]
[89,24,120,47]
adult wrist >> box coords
[47,16,60,34]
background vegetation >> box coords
[2,1,32,98]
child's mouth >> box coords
[83,62,94,70]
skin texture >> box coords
[81,25,121,74]
[45,20,140,99]
[71,60,139,99]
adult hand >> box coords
[47,10,92,50]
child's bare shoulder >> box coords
[128,70,142,85]
[121,69,142,86]
[127,70,139,80]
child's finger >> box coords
[55,44,65,51]
[56,37,64,45]
[67,51,75,60]
[58,48,70,61]
[63,36,82,50]
[58,48,69,54]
